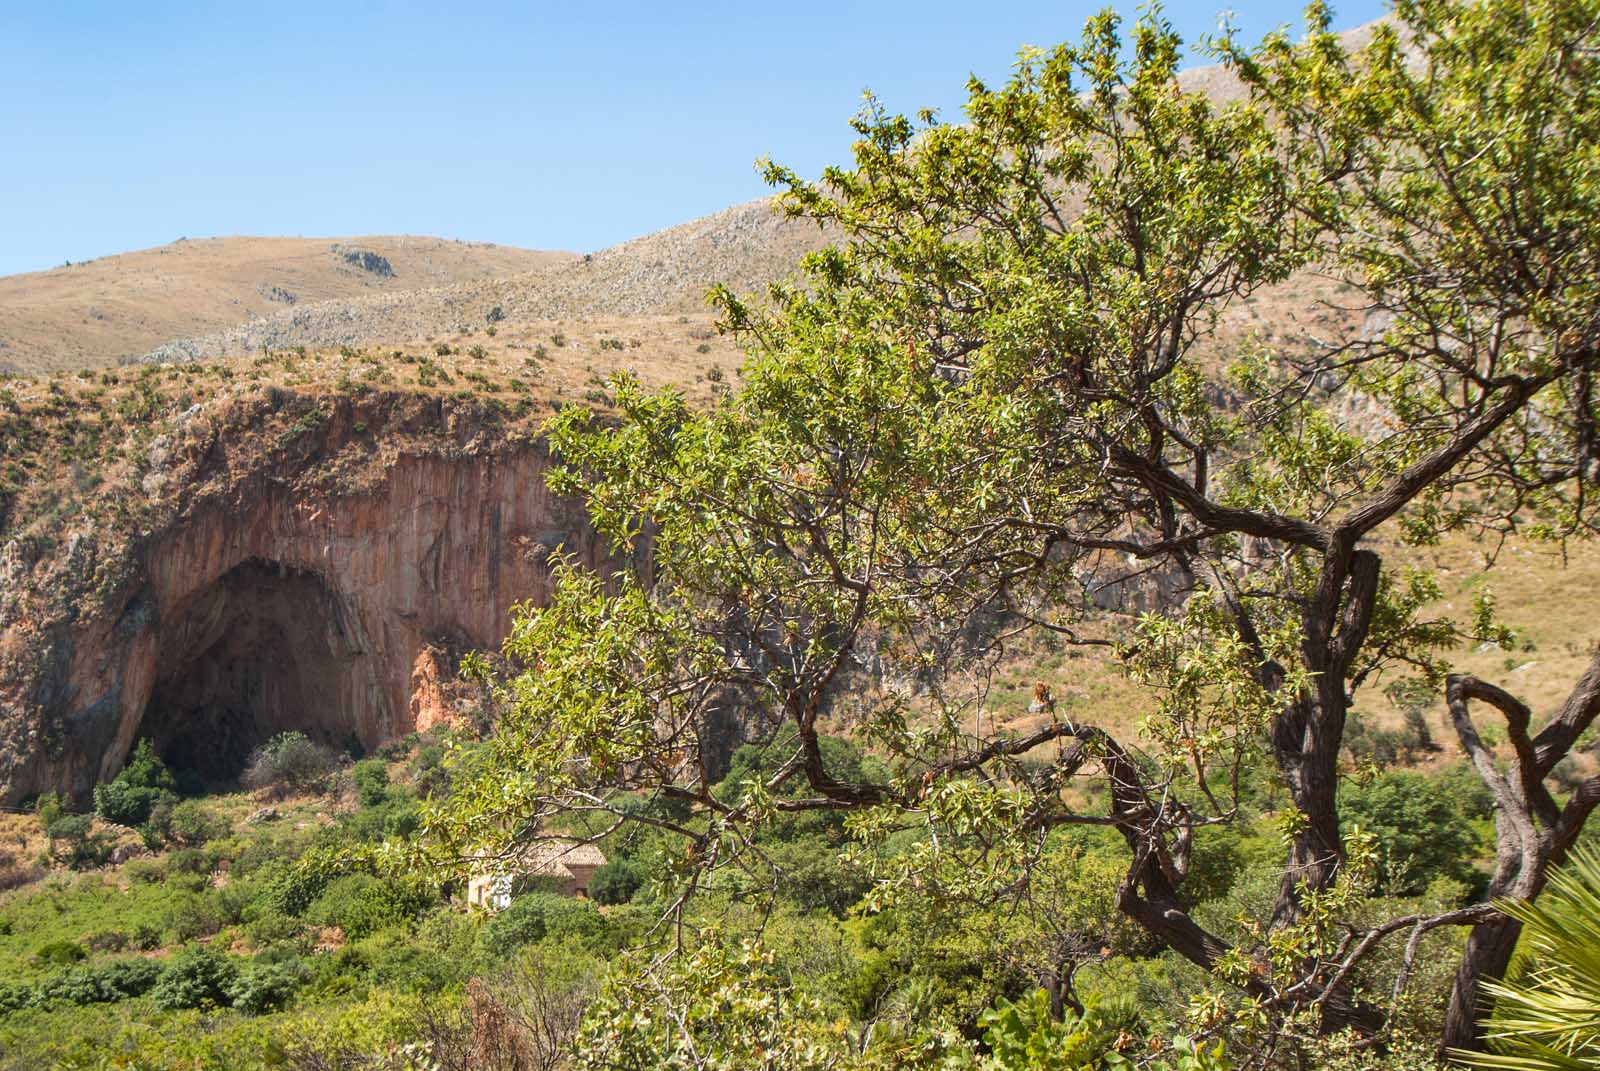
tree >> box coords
[425,0,1600,1059]
[93,739,178,826]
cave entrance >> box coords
[138,558,373,785]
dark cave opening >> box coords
[137,558,371,785]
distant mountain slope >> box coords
[0,235,575,373]
[139,200,831,363]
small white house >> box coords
[466,841,607,911]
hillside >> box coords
[139,200,831,364]
[0,236,575,374]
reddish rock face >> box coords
[0,392,622,803]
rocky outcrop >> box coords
[0,387,624,803]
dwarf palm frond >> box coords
[1455,845,1600,1070]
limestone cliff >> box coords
[0,370,624,803]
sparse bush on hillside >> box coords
[167,798,232,845]
[242,732,338,796]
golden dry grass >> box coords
[0,235,574,374]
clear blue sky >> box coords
[0,1,1387,277]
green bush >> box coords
[167,799,231,845]
[351,759,389,807]
[164,891,224,942]
[93,779,176,829]
[242,905,303,946]
[150,945,239,1010]
[132,923,163,951]
[225,959,306,1014]
[306,873,435,941]
[92,740,178,826]
[32,939,87,968]
[167,847,212,875]
[589,857,648,905]
[37,958,162,1005]
[375,734,418,762]
[479,892,612,959]
[1341,767,1489,896]
[258,860,332,917]
[44,812,92,843]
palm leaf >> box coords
[1453,846,1600,1070]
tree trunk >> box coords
[1440,915,1523,1054]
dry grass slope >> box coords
[0,236,576,374]
[137,200,832,364]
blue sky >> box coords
[0,1,1387,277]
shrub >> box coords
[225,959,306,1014]
[124,857,166,885]
[85,929,129,953]
[92,739,179,826]
[93,780,174,828]
[44,811,92,844]
[165,891,224,942]
[588,858,648,906]
[242,732,338,795]
[351,759,389,807]
[1341,768,1488,895]
[0,984,30,1013]
[151,945,239,1010]
[38,958,162,1005]
[479,892,611,959]
[258,861,332,917]
[32,939,87,968]
[376,734,418,762]
[243,906,303,946]
[168,799,231,845]
[307,874,435,941]
[167,847,212,875]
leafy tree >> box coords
[427,0,1600,1058]
[93,739,178,826]
[1340,770,1487,895]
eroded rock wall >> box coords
[0,389,619,803]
